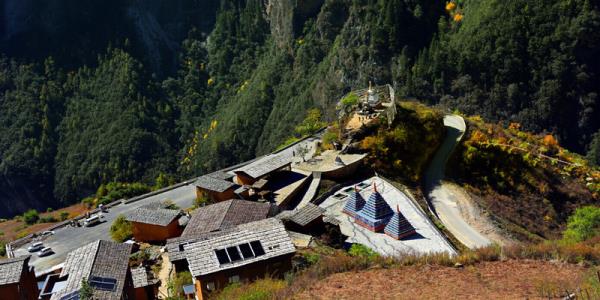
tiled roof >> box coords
[168,200,272,262]
[51,240,132,300]
[206,171,235,181]
[384,208,417,240]
[131,267,152,288]
[357,190,394,220]
[0,256,29,285]
[354,190,394,232]
[182,200,272,236]
[323,215,341,226]
[126,206,181,226]
[185,218,295,277]
[167,228,239,262]
[233,153,292,179]
[277,204,325,226]
[195,174,236,193]
[343,189,366,216]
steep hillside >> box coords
[1,0,599,217]
[403,0,600,154]
[448,116,599,241]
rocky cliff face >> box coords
[266,0,324,48]
[0,175,54,218]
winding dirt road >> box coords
[424,115,492,249]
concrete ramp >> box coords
[297,172,321,209]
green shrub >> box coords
[303,252,321,265]
[163,200,180,210]
[80,280,94,299]
[294,108,326,137]
[348,244,378,259]
[60,212,70,221]
[110,215,133,242]
[81,197,95,208]
[0,240,6,257]
[341,93,359,107]
[563,206,600,242]
[15,231,29,239]
[46,207,53,213]
[23,209,39,225]
[97,182,152,206]
[194,194,209,208]
[168,271,192,298]
[155,173,176,190]
[39,215,58,223]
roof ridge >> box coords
[0,255,29,265]
[88,240,103,279]
[219,199,235,226]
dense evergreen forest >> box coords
[1,0,599,217]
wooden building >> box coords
[131,266,159,299]
[276,203,326,234]
[195,171,238,202]
[233,153,292,185]
[0,256,38,300]
[126,203,183,243]
[45,240,134,300]
[166,199,276,272]
[184,218,295,299]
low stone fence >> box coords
[7,179,195,256]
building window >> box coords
[214,240,266,266]
[226,246,242,262]
[206,282,215,291]
[229,275,240,284]
[215,249,230,264]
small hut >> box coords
[354,184,394,232]
[384,205,417,240]
[342,187,366,217]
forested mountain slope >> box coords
[0,0,599,217]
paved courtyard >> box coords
[319,177,456,256]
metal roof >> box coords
[185,218,295,277]
[233,153,292,179]
[0,256,29,285]
[51,240,132,300]
[126,207,181,226]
